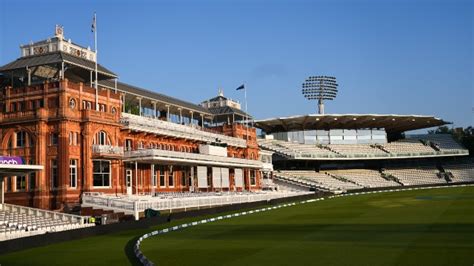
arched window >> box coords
[95,131,110,146]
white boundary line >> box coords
[134,183,474,266]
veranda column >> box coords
[151,164,155,196]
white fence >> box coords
[82,191,312,220]
[2,203,88,225]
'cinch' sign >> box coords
[0,156,24,165]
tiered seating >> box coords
[121,113,247,148]
[443,163,474,183]
[418,134,465,151]
[257,139,298,157]
[382,139,435,155]
[0,205,93,241]
[327,144,387,156]
[278,170,362,191]
[383,167,446,186]
[258,139,337,158]
[328,169,400,188]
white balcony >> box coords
[92,145,124,157]
[120,113,247,148]
[125,148,262,169]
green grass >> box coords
[0,186,473,266]
[140,187,474,266]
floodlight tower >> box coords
[302,76,338,114]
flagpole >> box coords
[94,12,99,111]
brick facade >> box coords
[0,80,262,210]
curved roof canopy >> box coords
[255,114,450,134]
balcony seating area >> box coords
[121,113,247,148]
[327,169,400,188]
[381,139,436,155]
[0,204,93,241]
[327,144,388,156]
[258,135,468,160]
[443,163,474,183]
[418,134,465,151]
[383,167,447,186]
[82,190,311,220]
[277,170,362,191]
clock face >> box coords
[69,98,76,109]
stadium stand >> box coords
[381,139,436,155]
[417,134,465,152]
[276,170,362,191]
[258,134,467,159]
[327,169,400,188]
[443,163,474,183]
[383,167,447,186]
[327,144,388,156]
[0,204,93,241]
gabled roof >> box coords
[206,95,227,102]
[0,51,117,78]
[100,80,212,115]
[207,105,251,118]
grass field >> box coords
[0,186,473,266]
[140,186,474,266]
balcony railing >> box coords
[120,113,247,148]
[125,148,262,168]
[92,145,124,157]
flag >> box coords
[91,13,96,32]
[236,84,245,90]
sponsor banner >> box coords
[0,156,23,165]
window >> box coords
[51,159,58,188]
[50,133,59,145]
[16,176,26,191]
[10,102,16,112]
[181,168,189,187]
[16,131,27,147]
[28,159,36,191]
[29,172,36,191]
[100,104,106,112]
[152,168,157,187]
[159,166,165,187]
[93,160,110,187]
[70,159,77,188]
[111,107,117,114]
[125,139,133,151]
[250,170,256,186]
[168,167,174,187]
[69,132,78,145]
[96,131,109,145]
[138,141,143,149]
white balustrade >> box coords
[121,113,247,148]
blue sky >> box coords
[1,0,472,131]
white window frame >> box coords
[51,159,58,188]
[92,160,111,188]
[69,159,77,188]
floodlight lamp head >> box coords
[301,75,338,114]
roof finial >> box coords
[218,88,224,97]
[55,24,64,38]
